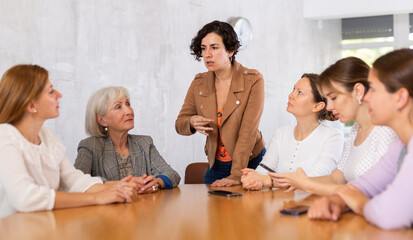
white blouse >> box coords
[337,123,398,182]
[256,123,344,177]
[0,124,102,218]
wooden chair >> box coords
[184,162,209,184]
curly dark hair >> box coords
[190,20,240,63]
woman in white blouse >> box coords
[270,57,397,195]
[0,65,138,218]
[241,73,344,190]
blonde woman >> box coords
[0,65,136,218]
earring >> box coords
[33,109,37,113]
[357,98,362,105]
[104,127,108,131]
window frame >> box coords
[342,14,413,51]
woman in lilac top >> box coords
[307,48,413,230]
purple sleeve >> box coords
[351,140,413,230]
[349,140,401,198]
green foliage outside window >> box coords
[341,47,394,66]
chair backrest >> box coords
[184,162,209,184]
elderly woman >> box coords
[75,87,180,193]
[0,65,137,218]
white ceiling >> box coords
[304,0,413,19]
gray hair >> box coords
[85,86,130,137]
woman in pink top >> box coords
[308,48,413,230]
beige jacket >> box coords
[175,60,265,180]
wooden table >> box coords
[0,185,412,240]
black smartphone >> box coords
[259,163,275,172]
[280,205,309,215]
[208,190,243,197]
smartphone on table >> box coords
[208,190,243,197]
[259,163,275,172]
[280,205,309,215]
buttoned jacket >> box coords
[74,134,181,187]
[175,60,265,180]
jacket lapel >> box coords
[128,135,146,176]
[221,61,245,126]
[199,71,218,122]
[102,137,120,180]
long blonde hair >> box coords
[0,65,48,124]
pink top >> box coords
[350,137,413,230]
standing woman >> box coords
[270,57,397,195]
[175,20,266,186]
[308,48,413,230]
[0,65,136,218]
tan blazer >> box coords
[175,60,265,180]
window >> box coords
[341,15,396,66]
[340,14,413,130]
[409,13,413,47]
[341,47,394,66]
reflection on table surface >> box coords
[0,184,412,240]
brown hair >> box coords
[317,57,370,95]
[373,48,413,97]
[0,65,48,124]
[301,73,336,121]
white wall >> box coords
[0,0,341,181]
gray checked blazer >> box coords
[74,134,180,187]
